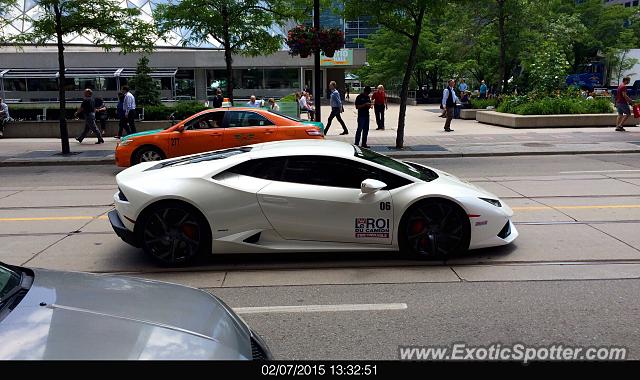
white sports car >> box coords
[109,140,518,265]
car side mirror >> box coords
[361,179,387,194]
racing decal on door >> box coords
[355,218,390,238]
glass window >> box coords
[355,147,437,182]
[226,157,287,180]
[185,111,225,130]
[175,69,195,98]
[2,78,27,91]
[26,78,58,91]
[0,264,21,301]
[263,69,299,89]
[281,156,411,189]
[239,69,263,89]
[227,111,274,128]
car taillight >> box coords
[306,128,323,136]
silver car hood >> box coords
[0,269,251,360]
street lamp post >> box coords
[313,0,321,122]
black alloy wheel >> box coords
[400,199,470,259]
[140,203,209,265]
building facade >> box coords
[0,0,367,103]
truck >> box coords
[567,49,640,98]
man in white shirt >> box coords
[122,85,137,134]
[298,91,315,119]
[0,98,11,138]
[442,79,460,132]
[246,95,260,108]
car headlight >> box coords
[479,197,502,207]
[119,138,133,146]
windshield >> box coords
[0,264,22,301]
[354,146,438,182]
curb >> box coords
[2,149,640,167]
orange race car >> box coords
[115,107,325,167]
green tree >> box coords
[0,0,17,42]
[523,40,570,94]
[345,0,435,149]
[12,0,156,154]
[129,56,161,106]
[154,0,306,102]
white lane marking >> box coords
[559,170,640,174]
[233,303,408,314]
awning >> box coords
[0,69,58,78]
[0,68,179,78]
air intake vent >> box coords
[251,337,268,360]
[498,221,511,239]
[243,232,261,244]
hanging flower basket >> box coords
[319,28,344,58]
[286,25,318,57]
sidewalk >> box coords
[2,103,640,166]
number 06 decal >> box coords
[379,202,391,211]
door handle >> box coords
[264,129,275,135]
[261,196,288,204]
[209,133,222,136]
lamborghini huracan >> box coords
[109,140,518,265]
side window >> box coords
[281,156,410,189]
[227,111,274,128]
[225,157,286,180]
[185,111,225,130]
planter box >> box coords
[460,109,478,120]
[2,120,172,138]
[476,111,638,128]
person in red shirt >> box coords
[372,84,388,130]
[615,77,634,132]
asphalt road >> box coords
[208,280,640,360]
[2,154,640,360]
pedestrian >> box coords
[75,89,104,144]
[268,98,280,111]
[0,97,12,138]
[372,84,388,130]
[122,85,137,134]
[115,91,130,139]
[479,80,488,100]
[354,86,372,148]
[94,96,108,135]
[458,79,468,94]
[615,76,634,132]
[246,95,260,108]
[442,79,460,132]
[211,88,224,108]
[345,84,350,101]
[298,91,315,119]
[325,80,348,135]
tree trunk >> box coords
[222,6,234,102]
[54,3,70,154]
[497,0,508,93]
[396,5,426,149]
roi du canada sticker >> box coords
[355,217,390,238]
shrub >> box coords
[280,93,298,102]
[143,102,208,121]
[496,95,613,115]
[470,98,498,109]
